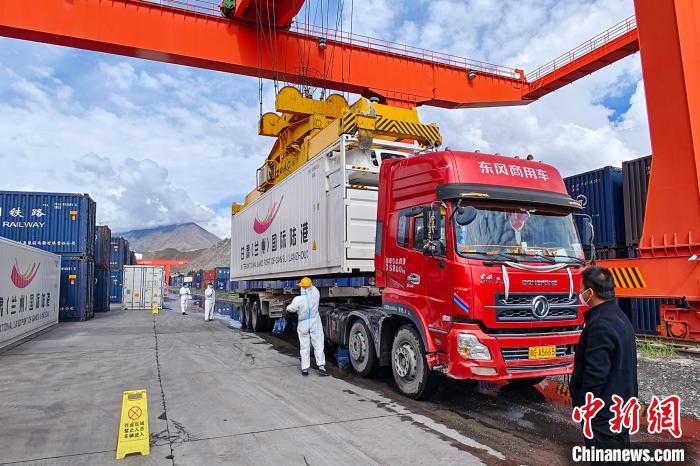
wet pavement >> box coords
[1,292,696,465]
[178,293,700,464]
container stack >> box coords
[93,225,111,312]
[109,237,127,303]
[0,191,97,321]
[215,267,230,290]
[566,156,682,337]
[193,270,203,289]
[619,155,682,334]
[203,268,216,288]
[564,166,627,260]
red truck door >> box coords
[412,209,452,339]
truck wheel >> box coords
[238,303,248,328]
[348,320,376,377]
[244,302,253,329]
[391,325,440,400]
[507,376,546,387]
[251,302,264,333]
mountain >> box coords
[142,238,231,273]
[118,222,221,253]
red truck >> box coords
[231,137,591,399]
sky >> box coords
[0,0,648,238]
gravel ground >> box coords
[637,354,700,419]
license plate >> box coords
[528,345,556,359]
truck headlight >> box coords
[457,332,491,361]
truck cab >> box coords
[372,150,588,398]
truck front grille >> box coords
[501,345,574,361]
[493,293,579,322]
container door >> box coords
[345,188,379,262]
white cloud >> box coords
[0,0,651,240]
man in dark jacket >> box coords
[570,265,639,446]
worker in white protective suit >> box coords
[286,277,329,376]
[179,284,191,315]
[204,282,216,321]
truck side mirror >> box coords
[576,215,594,247]
[455,206,477,226]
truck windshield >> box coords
[453,205,584,263]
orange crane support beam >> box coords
[599,0,700,315]
[0,0,527,109]
[523,17,639,100]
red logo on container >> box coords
[253,196,284,234]
[11,259,40,289]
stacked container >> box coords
[110,270,123,303]
[618,155,680,335]
[622,155,652,248]
[563,167,627,261]
[193,270,203,289]
[216,267,230,290]
[93,225,111,312]
[0,191,96,321]
[203,269,216,288]
[109,237,127,303]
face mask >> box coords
[579,288,592,306]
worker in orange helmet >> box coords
[286,277,329,376]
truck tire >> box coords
[244,302,253,329]
[348,320,376,377]
[391,325,440,400]
[239,303,248,328]
[251,302,265,333]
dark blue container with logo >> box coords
[59,256,95,321]
[93,267,110,312]
[216,267,229,290]
[109,270,123,303]
[110,237,126,269]
[564,167,624,248]
[0,191,96,256]
[194,270,202,289]
[95,225,111,269]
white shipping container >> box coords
[0,237,60,350]
[122,265,165,310]
[231,137,417,281]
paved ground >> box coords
[0,305,503,465]
[3,298,699,465]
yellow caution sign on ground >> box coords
[152,303,159,315]
[116,389,150,460]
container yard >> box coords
[0,0,698,465]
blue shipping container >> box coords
[60,256,94,321]
[619,297,681,335]
[123,239,131,265]
[193,270,202,289]
[93,267,110,312]
[0,191,96,256]
[564,167,625,248]
[109,270,123,303]
[95,225,111,269]
[110,237,126,269]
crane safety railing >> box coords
[138,0,522,80]
[526,15,637,82]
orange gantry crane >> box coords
[0,0,698,339]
